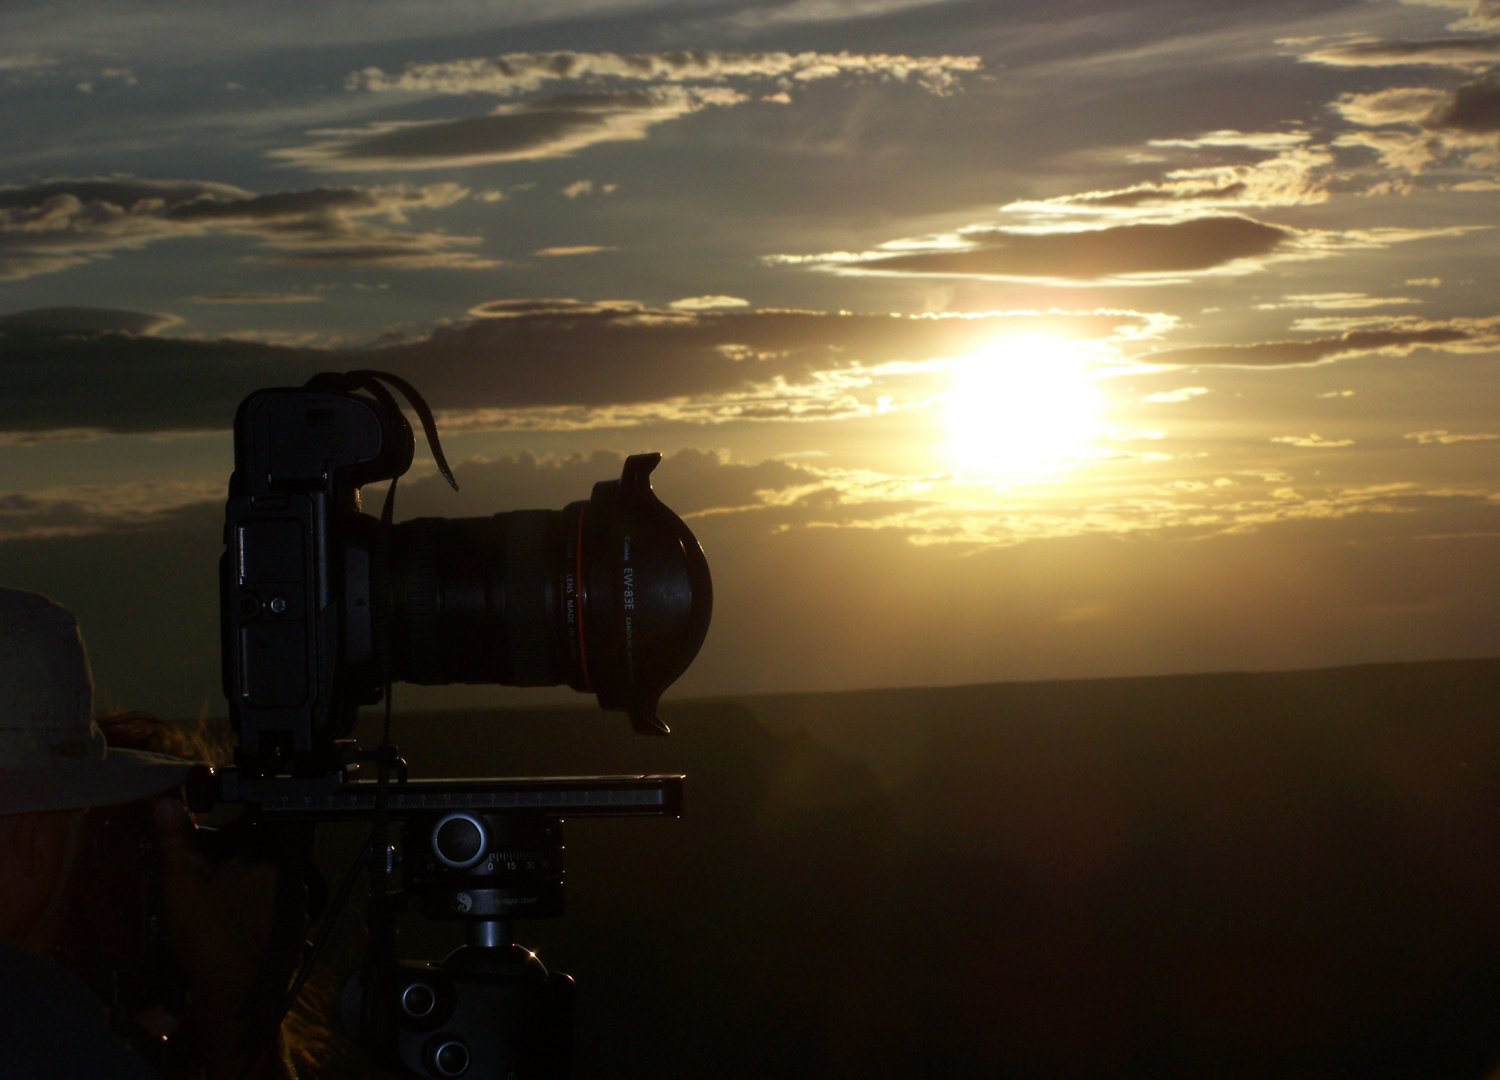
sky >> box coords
[2,0,1499,718]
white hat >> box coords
[0,587,191,815]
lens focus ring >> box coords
[395,519,443,684]
[504,510,552,685]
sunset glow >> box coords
[944,336,1107,479]
[0,0,1497,710]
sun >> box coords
[943,335,1107,478]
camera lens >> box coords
[432,813,487,869]
[384,454,711,733]
[388,509,564,688]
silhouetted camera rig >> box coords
[187,371,712,1079]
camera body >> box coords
[221,386,399,774]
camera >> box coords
[222,370,711,769]
[198,371,712,1078]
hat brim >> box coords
[0,747,194,816]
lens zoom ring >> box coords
[505,510,552,685]
[399,519,444,684]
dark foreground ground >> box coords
[303,658,1500,1079]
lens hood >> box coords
[577,454,712,734]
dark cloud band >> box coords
[1143,327,1475,367]
[779,217,1295,281]
[0,302,1153,436]
[0,307,181,335]
[0,177,486,280]
[273,89,741,171]
[1301,36,1500,70]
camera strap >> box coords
[237,371,463,1074]
[359,469,401,1059]
[302,368,449,1052]
[303,369,460,493]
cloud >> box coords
[1330,76,1500,175]
[0,307,181,335]
[1142,387,1209,404]
[1286,311,1499,333]
[192,292,325,303]
[1147,131,1314,152]
[1010,180,1252,212]
[531,245,613,257]
[349,50,982,97]
[0,482,221,542]
[1142,324,1485,367]
[0,301,1163,437]
[0,177,491,280]
[1002,144,1333,216]
[774,217,1297,282]
[1398,0,1500,30]
[1406,429,1500,444]
[1301,36,1500,70]
[1426,71,1500,132]
[0,429,112,448]
[670,296,750,311]
[1333,87,1453,127]
[0,319,325,433]
[1254,292,1424,310]
[0,53,56,72]
[272,88,745,171]
[1271,434,1356,448]
[721,0,986,31]
[1331,129,1441,175]
[464,298,625,318]
[1004,133,1346,233]
[561,180,616,198]
[283,49,982,175]
[262,245,494,269]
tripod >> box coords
[254,776,688,1079]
